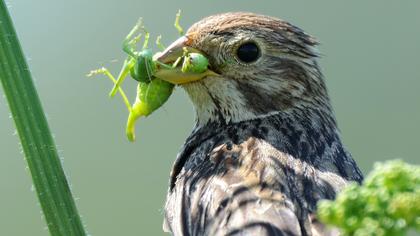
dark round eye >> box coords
[236,42,260,63]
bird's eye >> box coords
[236,42,260,63]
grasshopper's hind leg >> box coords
[109,57,136,97]
[87,67,132,113]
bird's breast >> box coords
[164,135,348,235]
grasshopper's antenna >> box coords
[174,10,184,36]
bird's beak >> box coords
[153,36,218,84]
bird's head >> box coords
[156,12,332,126]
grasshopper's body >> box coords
[130,49,156,83]
[126,78,174,141]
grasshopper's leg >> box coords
[138,26,153,82]
[109,57,136,97]
[144,58,155,83]
[171,47,189,68]
[141,27,150,50]
[171,56,183,68]
[87,67,132,113]
[155,35,165,51]
[122,18,144,58]
[174,10,184,36]
[123,34,141,58]
[154,60,175,70]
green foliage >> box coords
[0,1,86,235]
[318,160,420,236]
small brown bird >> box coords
[155,12,363,236]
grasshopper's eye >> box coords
[236,42,260,63]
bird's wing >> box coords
[164,136,346,236]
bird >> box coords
[154,12,364,236]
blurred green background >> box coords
[1,0,419,235]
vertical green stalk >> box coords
[0,1,87,235]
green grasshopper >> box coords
[88,11,209,142]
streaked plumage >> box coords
[161,12,363,236]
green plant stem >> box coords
[0,2,87,235]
